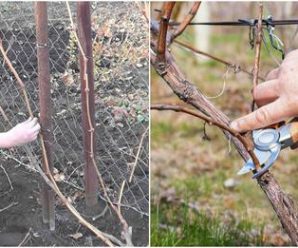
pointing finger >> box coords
[253,79,279,107]
[32,123,41,133]
[24,117,33,123]
[230,99,290,132]
[265,68,280,81]
[28,117,38,127]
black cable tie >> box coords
[238,18,257,27]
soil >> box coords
[0,2,148,246]
[0,161,148,246]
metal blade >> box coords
[237,161,255,175]
[252,145,281,179]
[237,148,272,175]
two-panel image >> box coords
[1,1,298,247]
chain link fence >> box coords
[0,2,148,245]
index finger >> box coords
[230,98,289,132]
[28,117,38,127]
[265,68,280,81]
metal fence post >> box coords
[35,2,55,231]
[77,2,99,207]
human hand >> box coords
[6,117,41,147]
[230,49,298,132]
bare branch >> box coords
[136,2,149,23]
[0,201,18,213]
[117,180,126,213]
[129,127,148,183]
[174,39,265,81]
[18,228,32,247]
[171,2,201,41]
[251,3,263,111]
[151,103,259,165]
[0,105,12,125]
[0,40,33,117]
[0,165,13,191]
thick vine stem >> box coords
[156,2,175,63]
[151,2,298,244]
[67,3,133,245]
[77,1,99,207]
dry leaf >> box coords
[54,173,65,182]
[69,232,83,240]
[61,71,74,87]
[53,167,59,174]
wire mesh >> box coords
[0,0,148,239]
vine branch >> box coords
[156,2,175,62]
[171,2,201,41]
[174,39,265,81]
[151,103,259,166]
[252,3,263,111]
[66,3,133,245]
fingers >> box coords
[33,131,39,138]
[255,67,280,107]
[23,117,41,136]
[32,123,41,133]
[253,79,279,107]
[23,117,38,128]
[29,117,38,127]
[230,98,290,132]
[284,49,298,60]
[265,68,280,81]
[24,117,33,123]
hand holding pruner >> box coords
[238,120,298,179]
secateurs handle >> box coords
[289,121,298,149]
[267,120,298,149]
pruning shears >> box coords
[238,120,298,179]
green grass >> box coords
[151,121,175,144]
[211,33,243,46]
[171,171,227,199]
[151,121,204,146]
[151,203,265,246]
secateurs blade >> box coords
[237,121,298,179]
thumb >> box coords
[24,117,33,123]
[230,99,288,132]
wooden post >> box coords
[77,2,99,207]
[35,2,55,231]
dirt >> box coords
[0,160,148,246]
[0,2,148,246]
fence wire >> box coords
[0,1,148,238]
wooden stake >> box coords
[35,1,55,231]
